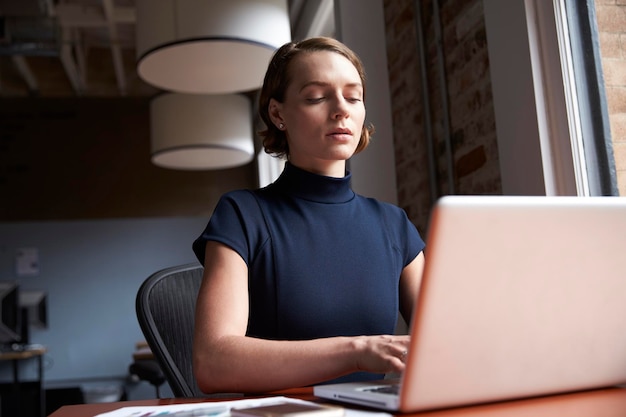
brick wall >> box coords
[385,0,624,234]
[595,0,626,195]
[383,0,501,233]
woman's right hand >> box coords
[352,335,410,375]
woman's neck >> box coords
[287,158,347,178]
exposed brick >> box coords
[601,58,626,86]
[596,1,626,193]
[614,143,626,177]
[595,5,626,33]
[605,86,626,113]
[455,145,487,178]
[617,170,626,196]
[455,1,484,40]
[598,32,623,58]
[609,113,626,141]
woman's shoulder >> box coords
[354,194,409,218]
[217,188,263,205]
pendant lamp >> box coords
[150,93,255,170]
[136,0,291,94]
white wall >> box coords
[335,0,399,204]
[483,0,547,195]
[484,0,580,195]
[0,217,206,398]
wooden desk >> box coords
[0,345,46,417]
[48,387,626,417]
[0,346,46,361]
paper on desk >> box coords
[93,396,392,417]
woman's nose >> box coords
[332,97,349,119]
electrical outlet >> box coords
[16,247,39,277]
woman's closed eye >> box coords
[306,96,362,104]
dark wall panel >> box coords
[0,98,256,221]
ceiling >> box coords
[0,0,334,98]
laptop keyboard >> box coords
[363,384,400,396]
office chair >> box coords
[135,262,207,398]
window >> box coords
[484,0,618,196]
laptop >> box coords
[314,195,626,412]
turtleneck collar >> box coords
[271,162,355,203]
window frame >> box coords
[484,0,618,196]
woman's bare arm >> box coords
[399,251,426,326]
[193,241,412,394]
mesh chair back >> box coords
[136,263,205,397]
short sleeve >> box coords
[378,201,425,268]
[192,190,268,266]
[401,210,426,266]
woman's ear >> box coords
[268,98,285,129]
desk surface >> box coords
[48,387,626,417]
[0,346,46,361]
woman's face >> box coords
[269,51,366,175]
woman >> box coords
[192,37,425,394]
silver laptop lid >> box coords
[401,196,626,411]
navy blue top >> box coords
[193,163,425,383]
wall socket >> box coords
[16,247,39,277]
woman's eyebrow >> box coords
[298,81,363,93]
[299,81,329,92]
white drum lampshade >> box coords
[151,93,255,170]
[136,0,291,94]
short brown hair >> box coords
[258,37,374,159]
